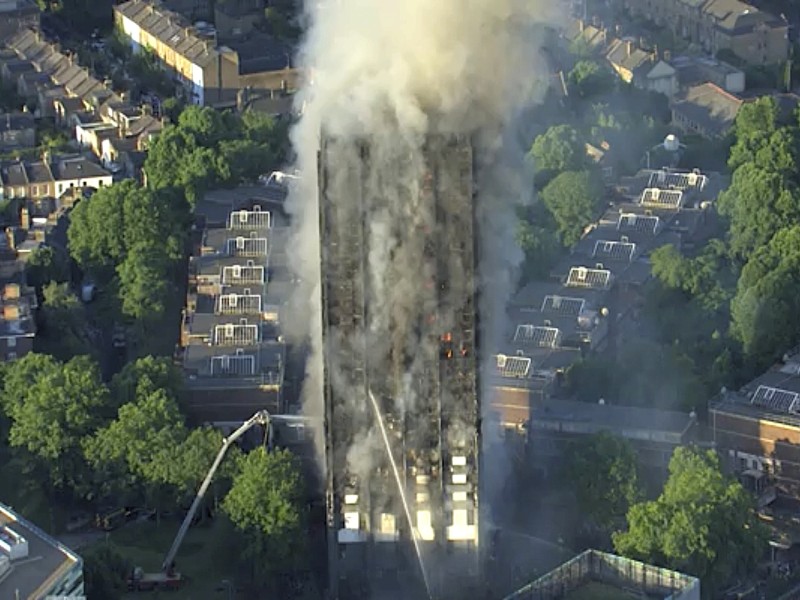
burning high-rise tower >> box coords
[318,133,481,599]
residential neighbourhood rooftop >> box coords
[530,397,697,441]
[672,83,743,138]
[712,351,800,428]
[0,502,83,600]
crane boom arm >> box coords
[161,410,271,571]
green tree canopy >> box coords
[144,106,289,205]
[728,96,779,171]
[25,245,69,289]
[540,169,603,246]
[731,227,800,361]
[110,356,183,406]
[650,241,734,315]
[68,181,131,274]
[567,60,611,98]
[117,243,170,324]
[613,448,767,592]
[84,389,185,487]
[530,124,584,173]
[565,431,640,531]
[717,163,800,261]
[516,214,561,282]
[223,448,305,578]
[82,543,131,600]
[2,354,111,490]
[36,282,92,361]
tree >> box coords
[728,226,800,362]
[36,282,92,360]
[717,163,800,261]
[540,170,603,246]
[82,543,130,600]
[110,356,183,406]
[565,431,640,531]
[223,448,305,583]
[728,96,779,171]
[161,97,185,123]
[2,354,111,490]
[613,448,767,592]
[516,215,561,281]
[67,181,132,274]
[177,106,234,147]
[143,127,218,205]
[84,389,185,486]
[530,124,584,173]
[117,243,170,324]
[25,245,69,288]
[568,60,610,98]
[170,427,238,501]
[650,241,733,315]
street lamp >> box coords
[216,579,234,600]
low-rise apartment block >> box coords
[114,0,299,107]
[711,350,800,498]
[530,397,698,476]
[181,202,285,423]
[489,168,724,433]
[0,502,84,599]
[613,0,789,65]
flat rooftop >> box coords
[531,397,696,441]
[711,357,800,428]
[0,503,81,600]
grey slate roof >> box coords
[672,83,743,138]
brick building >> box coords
[181,202,284,423]
[613,0,789,65]
[711,351,800,497]
[114,0,299,107]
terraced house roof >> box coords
[115,0,219,67]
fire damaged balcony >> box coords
[319,134,480,598]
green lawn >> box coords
[565,581,650,600]
[95,520,236,600]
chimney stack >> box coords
[236,87,248,112]
[579,19,585,32]
[3,304,20,321]
[626,40,633,57]
[5,227,15,251]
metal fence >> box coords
[502,550,700,600]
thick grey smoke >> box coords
[284,0,561,535]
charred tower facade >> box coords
[319,134,481,599]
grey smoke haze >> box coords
[284,0,562,538]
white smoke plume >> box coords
[283,0,563,570]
